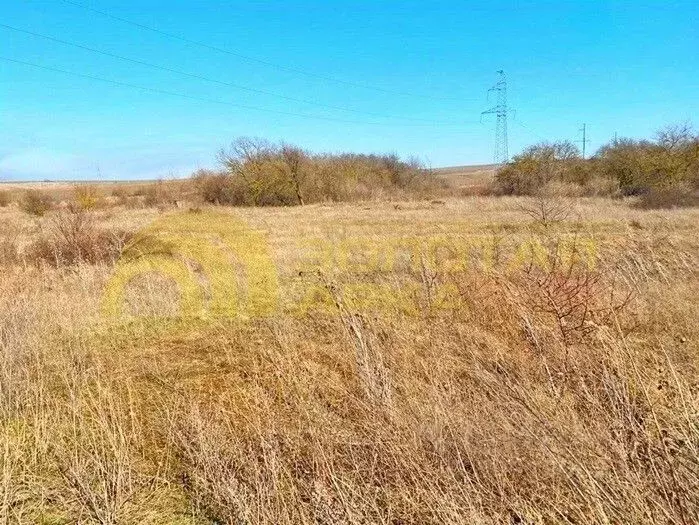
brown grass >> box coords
[0,196,697,523]
[635,186,699,210]
[20,189,54,216]
[1,179,192,211]
[25,208,132,267]
[0,190,12,208]
[433,164,498,195]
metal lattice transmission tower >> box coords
[481,70,512,165]
[576,123,590,159]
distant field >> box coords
[0,164,499,198]
[0,178,190,204]
[0,180,143,190]
[433,164,497,191]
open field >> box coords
[0,196,698,523]
[0,163,495,202]
[432,164,497,193]
[0,179,193,207]
[0,180,146,196]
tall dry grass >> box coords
[0,197,697,523]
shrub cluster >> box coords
[193,138,442,206]
[26,208,131,266]
[496,123,699,207]
[110,181,174,209]
[20,189,54,216]
[72,184,103,210]
[633,185,699,210]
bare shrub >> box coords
[20,189,54,216]
[192,169,247,205]
[73,184,102,210]
[519,195,574,226]
[25,208,131,266]
[499,123,699,199]
[507,235,632,351]
[496,141,581,195]
[597,123,699,194]
[143,180,173,208]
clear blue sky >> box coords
[1,0,697,180]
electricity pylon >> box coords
[482,70,511,165]
[576,123,590,159]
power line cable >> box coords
[512,118,549,142]
[0,23,476,125]
[1,55,483,130]
[58,0,467,102]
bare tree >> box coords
[217,137,273,182]
[519,195,573,227]
[656,122,695,151]
[278,144,308,205]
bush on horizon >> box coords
[192,138,443,206]
[495,123,699,202]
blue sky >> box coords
[1,0,698,180]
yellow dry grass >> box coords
[432,164,497,193]
[0,196,697,524]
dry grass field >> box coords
[432,164,497,194]
[0,194,698,523]
[0,161,493,205]
[0,180,145,202]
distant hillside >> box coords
[433,164,498,191]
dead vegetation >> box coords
[193,137,444,206]
[0,191,11,208]
[0,196,697,523]
[20,188,55,216]
[25,207,132,267]
[495,123,699,205]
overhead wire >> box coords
[0,23,478,125]
[512,118,550,142]
[1,55,485,131]
[58,0,468,103]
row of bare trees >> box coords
[194,137,439,206]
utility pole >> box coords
[482,70,511,165]
[576,123,590,159]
